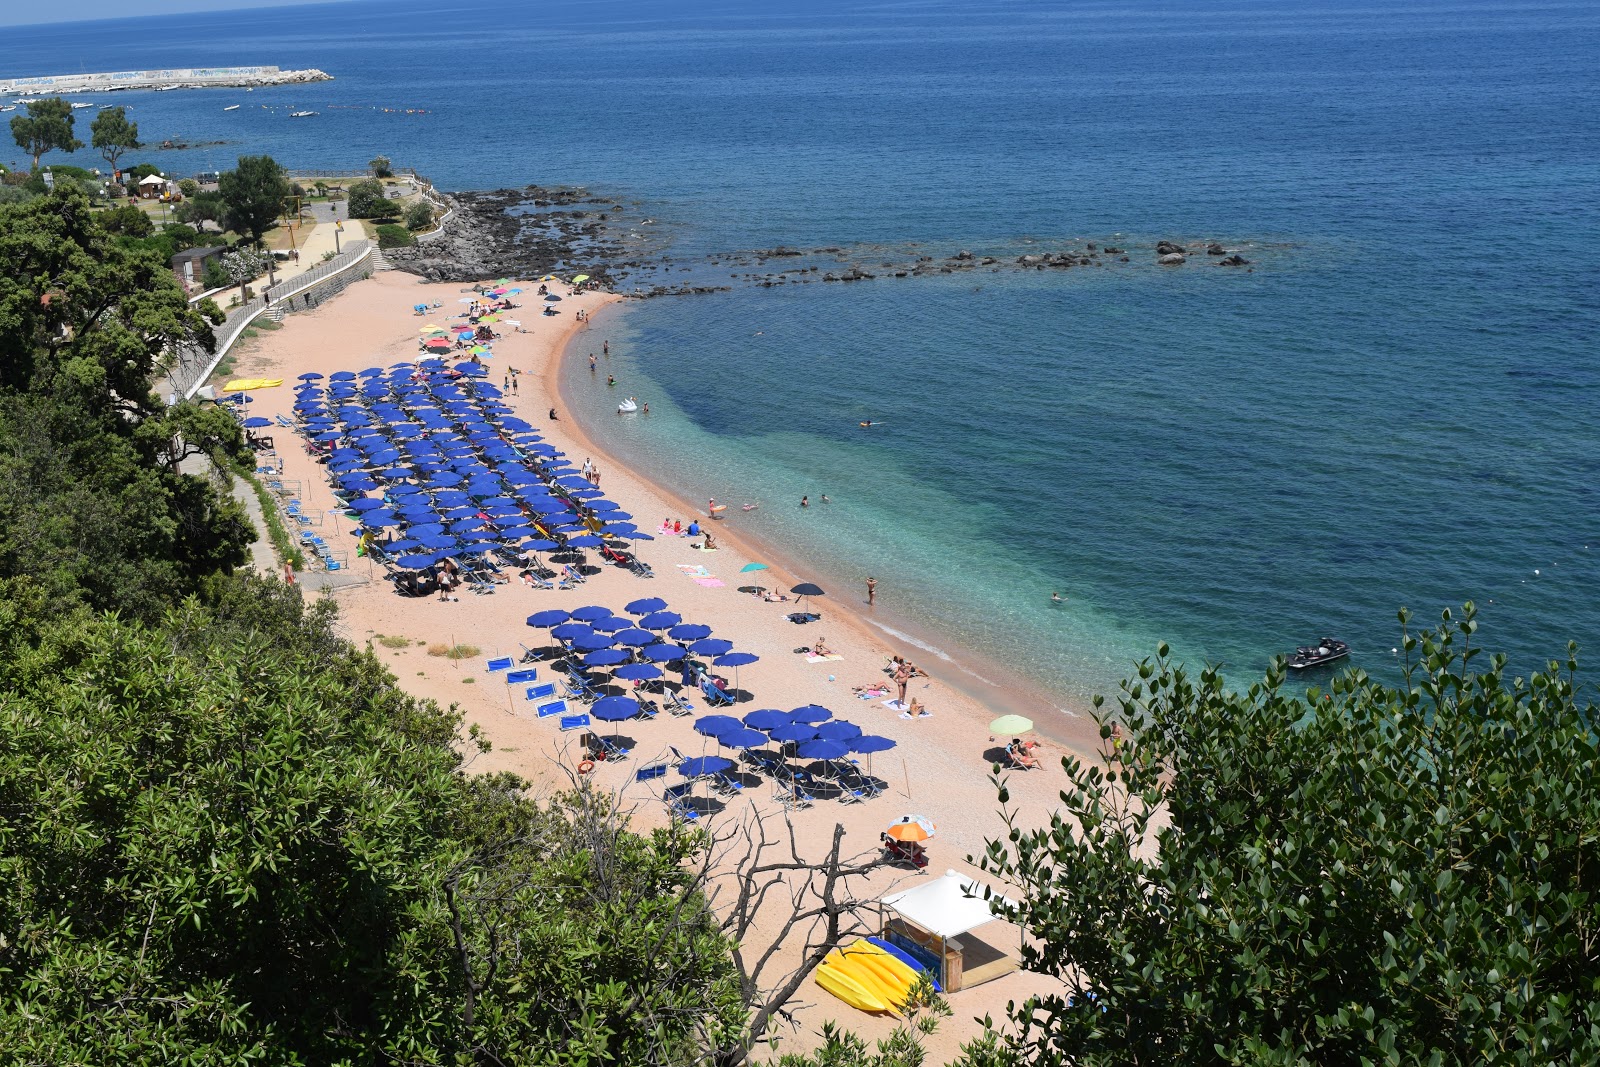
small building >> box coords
[878,869,1021,993]
[171,246,226,290]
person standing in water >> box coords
[866,577,877,605]
[589,353,597,373]
[607,374,615,387]
[800,495,809,508]
[603,340,610,356]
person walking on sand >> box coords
[866,576,877,605]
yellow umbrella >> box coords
[989,714,1034,735]
[572,274,590,284]
[223,378,282,391]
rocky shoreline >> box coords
[387,184,1258,297]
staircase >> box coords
[263,305,287,323]
[370,246,393,271]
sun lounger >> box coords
[485,656,513,672]
[635,762,668,784]
[535,700,567,719]
[559,713,590,732]
[713,772,744,797]
[595,736,631,762]
[561,670,599,704]
[663,782,699,822]
[527,682,559,703]
[562,564,586,585]
[505,668,537,684]
[699,680,734,707]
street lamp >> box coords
[334,219,342,255]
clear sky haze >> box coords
[0,0,352,29]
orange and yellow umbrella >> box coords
[885,815,936,843]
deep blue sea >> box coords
[9,0,1599,708]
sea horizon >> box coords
[7,0,1599,705]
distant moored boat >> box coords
[223,104,240,111]
[1284,637,1350,670]
[289,110,318,117]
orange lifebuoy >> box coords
[577,759,595,775]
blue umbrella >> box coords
[298,372,323,380]
[769,723,819,743]
[397,552,439,569]
[850,735,897,754]
[613,663,662,681]
[716,727,769,750]
[615,628,657,647]
[551,622,593,641]
[670,623,713,642]
[626,597,668,614]
[362,512,403,528]
[590,616,629,632]
[584,648,631,667]
[689,637,733,657]
[640,611,682,630]
[797,739,849,761]
[591,695,640,722]
[695,715,743,738]
[816,720,864,741]
[243,416,271,427]
[566,535,604,548]
[714,652,759,668]
[643,643,688,663]
[346,498,386,512]
[679,755,733,779]
[743,709,791,730]
[790,704,834,724]
[570,605,613,622]
[572,633,614,652]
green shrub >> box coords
[97,203,153,237]
[404,200,433,231]
[348,178,401,220]
[375,223,414,249]
[201,257,230,290]
[177,177,200,198]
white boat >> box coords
[71,102,93,109]
[223,104,240,111]
[0,106,13,113]
[617,397,639,414]
[288,110,318,117]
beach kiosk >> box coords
[879,870,1020,993]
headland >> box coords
[2,65,331,95]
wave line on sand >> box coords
[865,619,1001,689]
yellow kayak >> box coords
[815,960,894,1014]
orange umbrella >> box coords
[885,815,936,843]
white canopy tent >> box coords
[138,173,167,186]
[881,869,1015,940]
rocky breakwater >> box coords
[1155,239,1251,267]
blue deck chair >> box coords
[485,656,514,672]
[700,679,734,707]
[596,736,631,761]
[663,782,700,822]
[561,670,599,704]
[506,667,537,684]
[559,713,591,732]
[635,763,669,784]
[664,689,695,716]
[535,699,567,719]
[526,682,558,702]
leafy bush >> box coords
[375,223,414,249]
[370,154,393,178]
[347,178,401,220]
[200,257,230,290]
[177,177,199,198]
[404,199,433,231]
[96,203,153,237]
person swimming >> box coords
[859,420,874,427]
[1051,591,1065,603]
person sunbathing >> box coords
[761,591,790,602]
[1008,739,1039,768]
[908,697,930,717]
[811,637,833,657]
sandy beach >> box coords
[224,270,1095,1057]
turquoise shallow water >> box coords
[9,0,1600,701]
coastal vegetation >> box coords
[9,96,82,171]
[217,154,291,268]
[971,605,1600,1066]
[347,176,405,220]
[89,104,140,178]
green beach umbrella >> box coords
[989,714,1034,735]
[740,561,769,573]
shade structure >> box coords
[670,623,713,643]
[884,814,936,843]
[614,628,657,647]
[768,723,818,743]
[551,622,593,640]
[396,552,438,569]
[679,755,733,779]
[642,643,687,662]
[640,610,682,630]
[716,727,769,750]
[816,720,863,742]
[570,605,613,621]
[789,704,834,724]
[851,735,897,754]
[243,416,272,427]
[571,633,614,652]
[589,615,629,633]
[527,609,570,628]
[740,561,769,573]
[688,637,732,656]
[626,596,667,614]
[714,652,759,668]
[791,582,826,598]
[742,708,791,730]
[989,714,1035,735]
[590,695,640,722]
[797,738,849,761]
[881,870,1015,941]
[694,715,743,738]
[347,497,386,512]
[584,648,630,667]
[612,663,662,681]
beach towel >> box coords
[693,577,725,587]
[883,699,908,710]
[805,653,845,663]
[676,564,712,576]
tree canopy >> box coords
[970,605,1600,1067]
[90,105,139,177]
[9,96,83,171]
[217,154,289,248]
